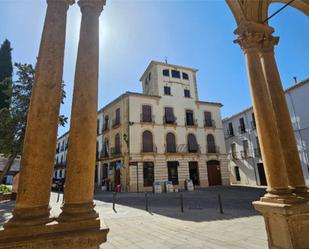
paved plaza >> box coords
[0,186,268,249]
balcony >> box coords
[102,124,109,133]
[140,114,155,123]
[231,151,238,160]
[204,119,216,128]
[238,126,247,134]
[185,118,198,127]
[240,149,253,159]
[254,148,262,158]
[112,119,121,128]
[251,121,256,130]
[141,144,157,153]
[163,116,177,125]
[110,146,121,156]
[207,145,220,154]
[99,150,109,159]
[225,129,234,138]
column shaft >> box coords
[259,39,308,194]
[59,0,105,223]
[243,46,290,196]
[5,0,70,227]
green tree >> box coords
[0,39,13,109]
[0,63,67,183]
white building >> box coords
[54,61,230,192]
[223,78,309,186]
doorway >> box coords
[189,161,200,186]
[207,160,222,186]
[257,163,267,186]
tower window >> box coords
[163,69,169,77]
[171,70,180,78]
[184,89,191,98]
[182,72,189,80]
[164,86,171,95]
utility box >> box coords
[185,179,194,191]
[153,181,162,194]
[165,181,174,193]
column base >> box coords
[0,219,109,249]
[4,205,53,228]
[291,186,309,200]
[254,200,309,249]
[58,201,99,223]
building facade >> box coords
[54,61,229,192]
[223,78,309,186]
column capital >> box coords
[233,21,275,53]
[260,35,279,53]
[47,0,75,7]
[78,0,106,16]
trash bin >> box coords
[164,181,173,193]
[153,181,162,194]
[185,178,194,191]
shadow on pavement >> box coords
[94,185,266,222]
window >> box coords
[103,163,108,179]
[231,143,237,159]
[164,107,175,124]
[171,70,180,78]
[187,133,198,153]
[167,161,179,185]
[142,131,154,152]
[114,134,121,154]
[166,133,176,153]
[235,166,241,181]
[164,86,171,95]
[239,117,246,133]
[207,134,217,153]
[148,72,151,81]
[182,72,189,80]
[142,105,152,122]
[251,113,256,129]
[163,69,169,77]
[143,162,154,187]
[97,119,100,135]
[103,138,109,157]
[184,89,191,98]
[185,110,194,126]
[115,108,120,125]
[203,111,211,127]
[103,115,109,131]
[228,122,234,136]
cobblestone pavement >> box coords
[0,186,268,249]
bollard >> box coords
[218,194,224,214]
[113,192,117,213]
[145,192,149,211]
[180,193,184,213]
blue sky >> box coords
[0,0,308,137]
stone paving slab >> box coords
[0,186,268,249]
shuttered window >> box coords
[142,105,152,122]
[187,134,198,152]
[204,111,212,127]
[115,108,120,125]
[207,134,216,153]
[166,133,176,153]
[115,134,120,153]
[142,131,153,152]
[186,110,194,126]
[164,107,175,124]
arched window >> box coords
[166,133,176,153]
[142,131,153,152]
[115,134,120,154]
[187,133,198,153]
[103,138,109,157]
[207,134,216,153]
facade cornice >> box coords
[196,100,223,107]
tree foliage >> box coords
[0,63,67,183]
[0,39,13,109]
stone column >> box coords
[234,22,294,202]
[5,0,72,228]
[58,0,106,223]
[259,34,308,196]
